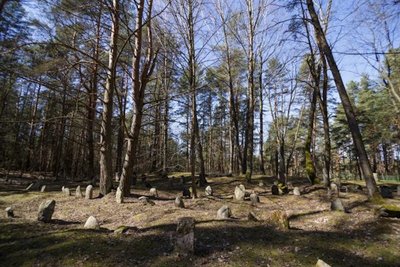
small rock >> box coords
[40,185,46,192]
[84,216,100,229]
[149,188,158,197]
[5,207,14,218]
[258,182,264,187]
[250,193,259,205]
[316,259,331,267]
[175,196,185,208]
[76,186,83,197]
[217,205,231,219]
[64,187,71,196]
[331,198,345,212]
[248,211,260,221]
[293,187,301,196]
[234,184,246,200]
[38,200,55,223]
[138,196,155,205]
[294,247,300,253]
[61,186,65,192]
[85,185,93,199]
[205,186,213,196]
[176,217,195,254]
[116,187,123,204]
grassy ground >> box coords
[0,174,400,266]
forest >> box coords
[0,0,400,266]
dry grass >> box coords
[1,174,400,266]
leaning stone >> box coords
[269,210,289,230]
[176,217,195,254]
[149,188,158,197]
[205,185,213,196]
[217,205,231,219]
[64,187,71,196]
[85,185,93,199]
[380,186,393,198]
[38,200,56,223]
[40,185,46,192]
[293,187,301,196]
[76,186,83,197]
[175,196,185,208]
[116,187,123,204]
[138,196,155,206]
[84,216,100,229]
[234,184,246,200]
[271,185,279,195]
[316,259,331,267]
[5,207,14,218]
[250,193,260,205]
[248,211,260,222]
[330,198,345,212]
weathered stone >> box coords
[234,184,246,200]
[176,217,195,254]
[293,187,301,196]
[248,211,260,221]
[40,185,46,192]
[380,186,393,198]
[315,259,331,267]
[5,207,14,218]
[114,172,120,182]
[271,185,279,195]
[217,205,231,219]
[278,183,289,195]
[85,185,93,199]
[250,193,259,205]
[330,182,339,197]
[330,198,345,212]
[116,187,123,204]
[61,186,65,192]
[138,196,155,205]
[258,182,264,187]
[270,210,289,230]
[64,187,71,196]
[84,216,100,229]
[373,173,379,182]
[149,188,158,197]
[75,186,83,197]
[175,196,185,208]
[205,185,213,196]
[37,200,55,223]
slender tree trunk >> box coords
[306,0,380,199]
[99,0,119,196]
[259,54,265,175]
[26,84,41,170]
[305,87,317,184]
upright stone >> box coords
[175,196,185,208]
[217,205,231,219]
[84,216,100,229]
[330,182,339,198]
[330,198,345,212]
[5,207,14,218]
[75,186,83,197]
[85,185,93,199]
[293,187,301,196]
[373,173,379,182]
[176,217,195,254]
[205,185,213,196]
[316,259,331,267]
[271,184,279,195]
[149,188,158,197]
[40,185,46,192]
[116,187,123,204]
[258,181,264,187]
[26,183,34,191]
[61,186,65,192]
[250,193,260,205]
[182,187,191,198]
[37,200,56,223]
[234,184,246,200]
[64,187,71,196]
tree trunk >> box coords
[259,54,266,175]
[305,87,317,184]
[306,0,380,199]
[99,0,119,196]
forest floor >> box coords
[0,172,400,267]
